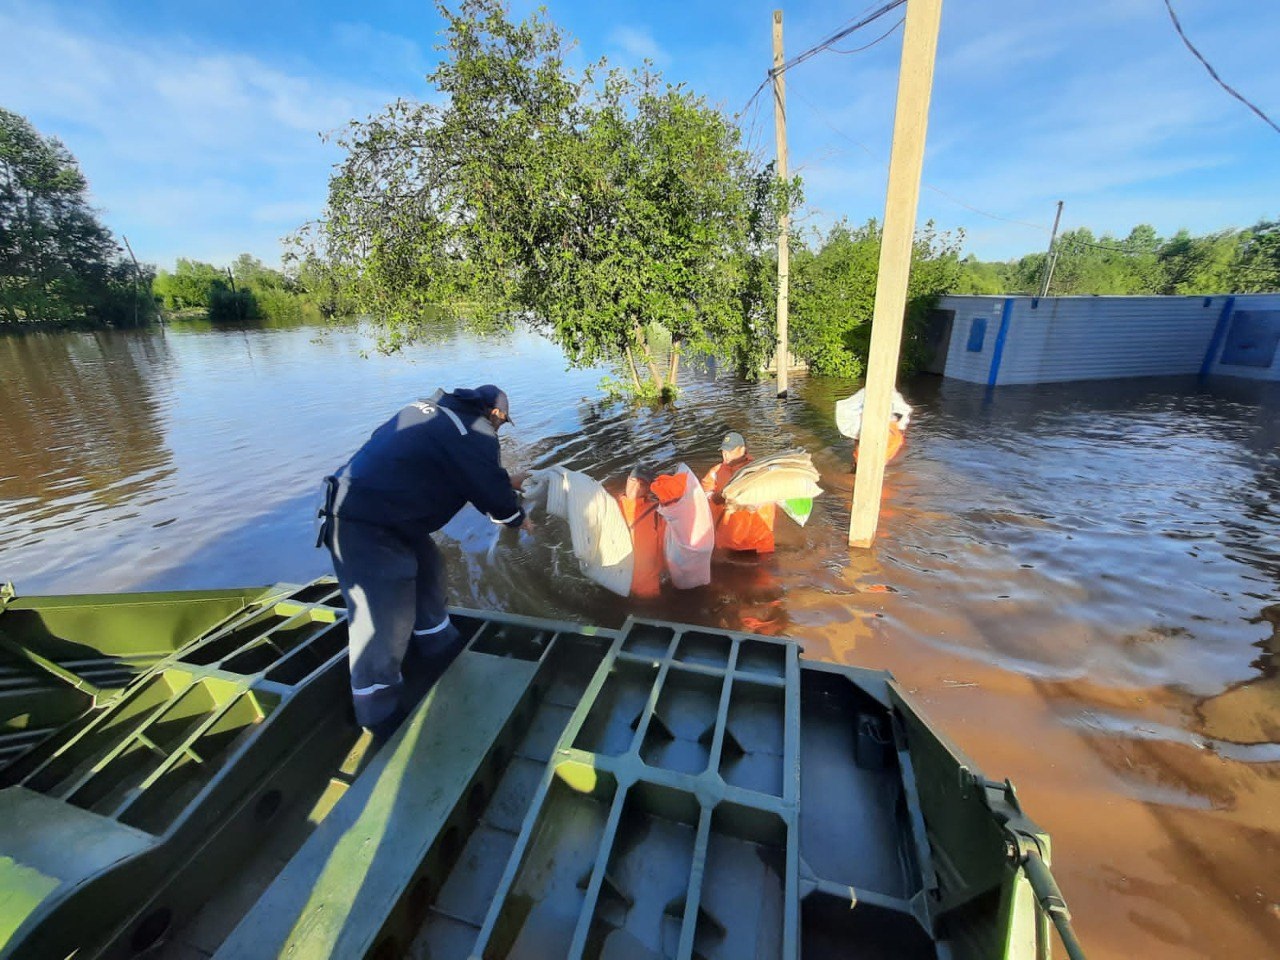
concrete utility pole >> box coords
[121,236,142,328]
[849,0,944,548]
[772,9,790,398]
[1038,200,1064,298]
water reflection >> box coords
[0,330,175,550]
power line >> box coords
[739,0,906,117]
[1162,0,1280,136]
[788,83,1052,233]
[922,184,1051,233]
[1059,236,1150,254]
[830,17,904,55]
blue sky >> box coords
[2,0,1277,269]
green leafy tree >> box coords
[297,0,781,398]
[1233,219,1280,293]
[0,108,151,326]
[207,279,258,323]
[952,255,1011,294]
[153,259,224,309]
[1157,228,1240,294]
[789,219,963,377]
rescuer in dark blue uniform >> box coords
[319,385,530,736]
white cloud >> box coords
[0,1,400,268]
[607,25,669,67]
[728,0,1272,258]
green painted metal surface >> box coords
[0,579,1082,959]
[0,585,281,767]
[0,580,354,959]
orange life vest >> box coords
[617,493,665,599]
[854,420,905,466]
[701,457,776,554]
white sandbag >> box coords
[722,451,822,507]
[655,464,714,589]
[523,467,634,597]
[835,388,912,438]
[726,471,822,507]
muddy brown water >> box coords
[2,320,1278,958]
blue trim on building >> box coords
[1200,296,1236,376]
[987,298,1014,386]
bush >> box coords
[207,283,258,323]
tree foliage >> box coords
[154,253,326,326]
[298,0,782,398]
[153,259,225,309]
[0,108,153,327]
[956,220,1280,297]
[789,219,963,377]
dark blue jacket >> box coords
[328,389,524,535]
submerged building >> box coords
[925,294,1280,385]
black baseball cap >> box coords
[475,384,513,424]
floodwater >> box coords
[2,320,1278,959]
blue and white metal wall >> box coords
[935,294,1280,385]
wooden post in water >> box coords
[849,0,943,548]
[772,9,790,398]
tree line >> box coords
[0,108,155,328]
[954,222,1280,298]
[1,108,340,329]
[4,0,1277,392]
[153,254,340,326]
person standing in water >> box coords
[615,464,666,598]
[701,432,776,554]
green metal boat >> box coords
[0,579,1084,959]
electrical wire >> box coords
[788,83,1052,233]
[739,0,906,117]
[1163,0,1280,135]
[829,17,904,55]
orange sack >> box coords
[617,493,665,599]
[854,420,905,467]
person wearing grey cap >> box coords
[317,385,532,738]
[701,431,776,553]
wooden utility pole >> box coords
[772,9,790,398]
[1038,200,1064,297]
[849,0,944,548]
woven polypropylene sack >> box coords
[835,388,913,438]
[722,451,822,507]
[525,467,633,596]
[655,464,713,589]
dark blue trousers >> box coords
[323,514,457,729]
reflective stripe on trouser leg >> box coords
[325,516,418,729]
[412,534,457,656]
